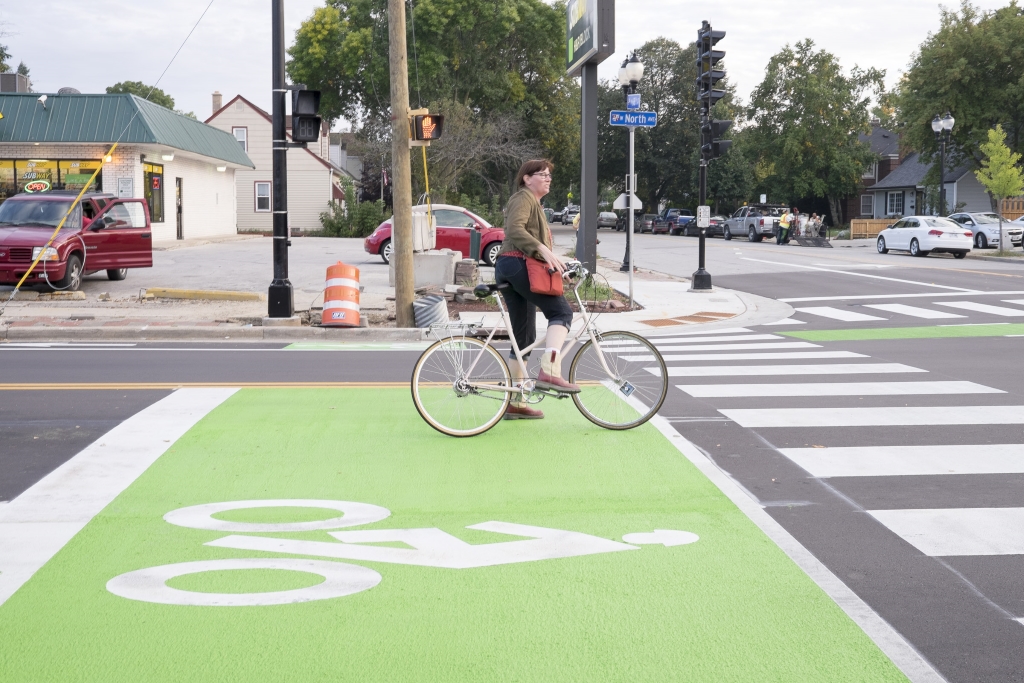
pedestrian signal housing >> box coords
[412,114,444,141]
[291,89,323,143]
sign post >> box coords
[610,108,656,308]
[566,0,615,273]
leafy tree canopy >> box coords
[746,39,883,223]
[16,61,28,77]
[976,124,1024,199]
[106,81,175,110]
[894,1,1024,167]
[0,43,10,73]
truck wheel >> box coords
[723,227,732,241]
[747,226,761,242]
[51,254,82,291]
[107,268,128,281]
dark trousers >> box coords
[494,256,573,358]
[776,227,791,244]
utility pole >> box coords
[268,0,293,317]
[388,0,414,327]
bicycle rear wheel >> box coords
[411,336,512,437]
[568,331,667,430]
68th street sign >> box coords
[609,110,657,127]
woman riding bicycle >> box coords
[495,159,580,420]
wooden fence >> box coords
[849,219,893,239]
[1000,198,1024,221]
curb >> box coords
[965,253,1024,265]
[0,325,429,342]
[144,288,265,302]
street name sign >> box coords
[609,111,657,127]
[626,93,641,111]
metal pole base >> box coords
[268,281,294,318]
[690,268,713,291]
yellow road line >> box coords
[0,382,408,391]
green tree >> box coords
[0,43,10,73]
[105,81,175,110]
[975,124,1024,253]
[746,40,883,225]
[894,1,1024,169]
[16,61,28,77]
[706,130,754,215]
[287,0,577,201]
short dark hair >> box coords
[515,159,554,188]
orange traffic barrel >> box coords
[322,262,360,327]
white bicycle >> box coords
[410,260,668,437]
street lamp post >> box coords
[618,54,644,308]
[931,112,955,216]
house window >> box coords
[862,162,877,180]
[255,182,271,212]
[887,191,904,216]
[233,127,247,152]
[860,195,873,216]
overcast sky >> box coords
[0,0,1008,127]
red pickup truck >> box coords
[0,191,153,291]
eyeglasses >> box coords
[530,172,552,179]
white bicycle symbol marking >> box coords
[107,499,699,607]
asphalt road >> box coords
[3,234,1024,682]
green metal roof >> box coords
[0,93,254,168]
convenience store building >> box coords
[0,92,253,241]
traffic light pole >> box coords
[692,157,712,290]
[268,0,294,317]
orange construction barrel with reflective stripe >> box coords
[322,262,360,327]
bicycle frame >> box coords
[444,266,621,397]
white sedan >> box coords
[876,216,972,259]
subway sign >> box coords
[566,0,615,77]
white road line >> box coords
[1002,299,1024,307]
[646,327,752,337]
[624,351,864,362]
[868,508,1024,556]
[0,388,238,607]
[863,304,966,319]
[778,444,1024,478]
[935,301,1024,316]
[599,334,779,347]
[677,380,1002,398]
[647,416,947,682]
[763,318,806,325]
[741,257,980,292]
[0,342,138,348]
[719,405,1024,428]
[653,363,925,377]
[781,290,1024,303]
[641,341,821,353]
[793,307,887,322]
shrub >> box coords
[319,177,390,237]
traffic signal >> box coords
[695,22,726,114]
[411,114,444,142]
[291,89,322,143]
[701,119,732,160]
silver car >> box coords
[596,211,618,229]
[948,212,1023,249]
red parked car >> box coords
[0,191,153,291]
[364,204,505,266]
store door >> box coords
[175,178,183,240]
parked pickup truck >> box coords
[722,204,787,242]
[0,191,153,291]
[652,208,695,236]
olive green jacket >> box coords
[499,189,551,260]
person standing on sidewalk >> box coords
[495,159,580,420]
[777,209,792,244]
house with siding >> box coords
[869,153,994,218]
[845,122,902,220]
[0,92,253,241]
[205,92,352,233]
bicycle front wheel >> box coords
[568,331,668,430]
[411,336,512,437]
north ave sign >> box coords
[609,110,658,127]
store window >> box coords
[233,127,247,152]
[58,160,103,192]
[15,159,58,193]
[143,162,165,223]
[255,182,271,212]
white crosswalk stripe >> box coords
[862,303,965,319]
[601,334,784,348]
[793,306,887,322]
[762,318,806,325]
[935,301,1024,316]
[638,341,821,353]
[655,363,925,377]
[719,405,1024,428]
[867,508,1024,556]
[1002,299,1024,307]
[777,444,1024,477]
[679,380,1002,398]
[625,351,864,362]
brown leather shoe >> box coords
[504,404,544,420]
[536,370,581,394]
